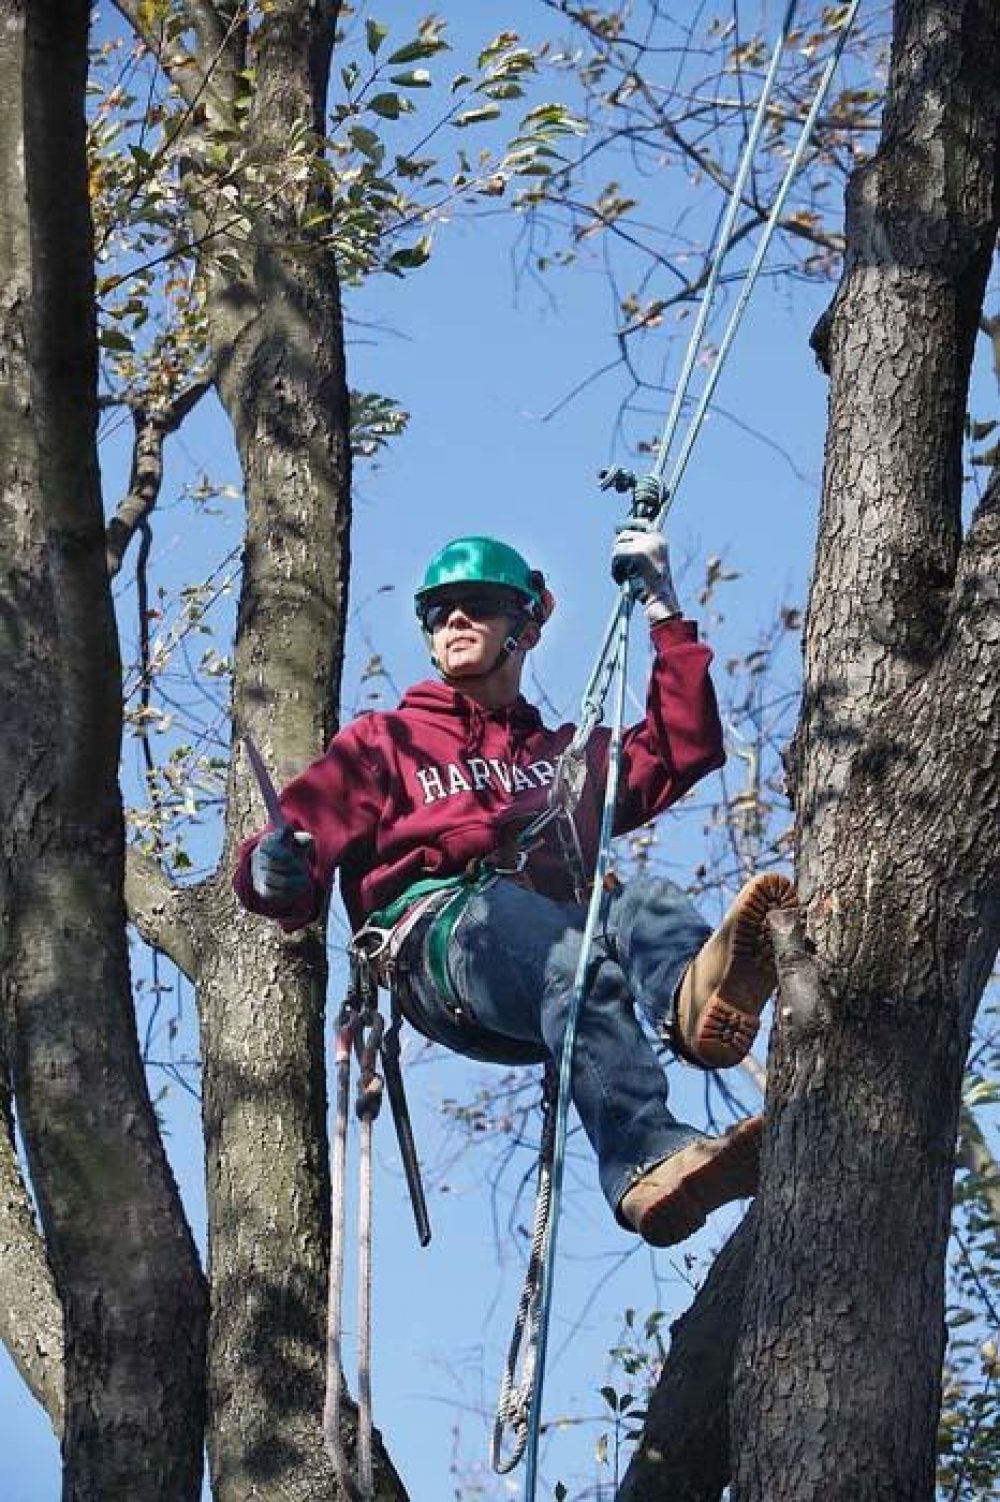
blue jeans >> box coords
[402,875,712,1218]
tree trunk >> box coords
[732,3,1000,1499]
[6,3,208,1494]
[0,0,64,1432]
[105,1,406,1492]
[617,1217,753,1502]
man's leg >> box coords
[435,880,704,1211]
[606,873,798,1069]
[410,878,760,1246]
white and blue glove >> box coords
[250,828,315,907]
[610,519,681,624]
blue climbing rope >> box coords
[652,0,864,521]
[523,585,635,1500]
[515,5,864,1498]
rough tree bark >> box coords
[733,1,1000,1498]
[110,1,407,1494]
[617,4,1000,1500]
[616,1217,754,1502]
[0,0,64,1432]
[1,1,208,1495]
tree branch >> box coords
[617,907,826,1501]
[124,847,200,980]
[617,1216,753,1502]
[105,378,212,579]
[0,1062,64,1432]
[114,1,246,112]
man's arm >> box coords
[606,524,725,831]
[233,718,385,931]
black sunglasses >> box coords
[419,591,525,633]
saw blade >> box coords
[243,735,290,833]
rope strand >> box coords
[323,1010,364,1502]
[506,20,864,1490]
[523,592,635,1500]
[655,0,863,519]
[491,1065,559,1473]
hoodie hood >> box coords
[398,678,543,731]
[399,678,543,758]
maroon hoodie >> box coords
[233,617,724,932]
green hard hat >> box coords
[414,536,545,618]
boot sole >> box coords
[636,1117,763,1248]
[687,874,798,1068]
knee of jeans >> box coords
[624,874,686,915]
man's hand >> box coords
[250,828,315,906]
[610,520,682,624]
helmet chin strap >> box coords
[487,621,529,676]
[426,617,530,681]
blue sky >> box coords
[0,5,885,1499]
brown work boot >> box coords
[674,873,798,1069]
[620,1116,762,1247]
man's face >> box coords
[424,591,522,678]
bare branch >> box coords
[124,847,200,980]
[957,1106,1000,1253]
[105,378,212,579]
[617,1216,753,1502]
[112,1,199,107]
[114,1,246,111]
[0,1053,64,1432]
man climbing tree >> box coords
[235,525,796,1248]
[4,1,1000,1499]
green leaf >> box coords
[341,61,360,92]
[389,69,432,88]
[348,125,384,163]
[99,328,134,352]
[368,92,408,120]
[452,103,501,128]
[554,1486,568,1502]
[366,19,388,56]
[478,32,519,69]
[384,234,432,273]
[387,37,449,65]
[599,1385,619,1412]
[481,81,525,100]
